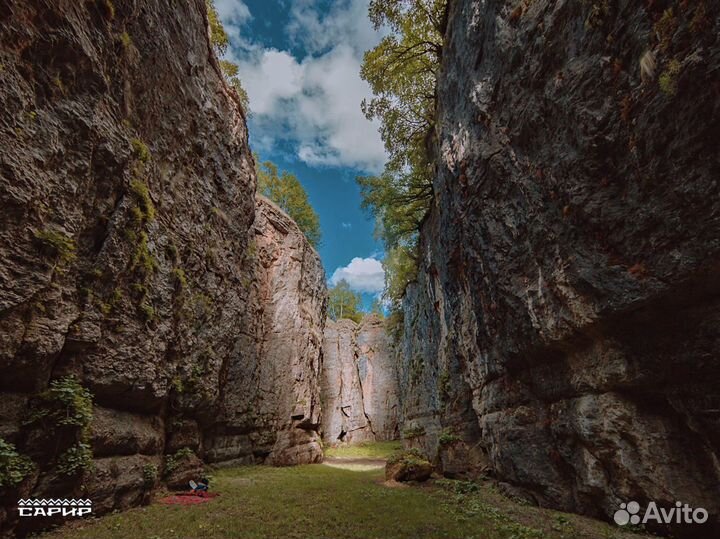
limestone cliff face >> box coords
[322,316,399,444]
[208,196,326,467]
[399,0,720,534]
[0,1,326,534]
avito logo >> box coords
[614,500,708,526]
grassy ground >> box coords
[323,440,402,459]
[37,443,652,539]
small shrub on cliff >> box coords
[206,0,229,54]
[0,438,34,488]
[143,463,158,487]
[402,425,426,440]
[583,0,610,29]
[439,429,461,446]
[98,0,115,20]
[130,138,151,163]
[56,442,93,476]
[659,59,682,96]
[119,31,132,49]
[129,179,155,221]
[131,232,158,277]
[690,3,709,34]
[654,8,678,52]
[26,376,93,431]
[172,267,188,291]
[438,370,451,403]
[139,301,155,322]
[204,1,250,111]
[164,448,196,476]
[34,228,76,265]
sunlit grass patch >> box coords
[323,440,403,460]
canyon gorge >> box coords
[1,0,718,538]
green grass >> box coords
[324,440,402,459]
[37,464,651,539]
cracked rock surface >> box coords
[322,316,400,445]
[397,0,720,535]
[0,1,326,533]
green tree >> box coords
[256,158,322,248]
[369,297,386,318]
[206,0,229,54]
[358,0,446,309]
[328,280,363,323]
[206,0,249,112]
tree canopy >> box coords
[328,280,364,323]
[256,158,322,248]
[358,0,446,310]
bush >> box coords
[659,59,682,96]
[131,138,150,163]
[654,8,677,52]
[143,463,158,486]
[439,429,461,447]
[131,232,158,277]
[56,442,93,476]
[0,438,34,487]
[386,449,433,482]
[26,376,93,431]
[402,425,426,440]
[129,179,155,221]
[164,447,196,476]
[139,301,155,321]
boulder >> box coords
[385,450,433,483]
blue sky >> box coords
[215,0,387,307]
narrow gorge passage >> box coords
[1,0,719,538]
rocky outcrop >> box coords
[321,315,399,444]
[0,1,326,534]
[399,0,720,535]
[207,196,326,467]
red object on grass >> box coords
[158,492,219,505]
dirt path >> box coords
[322,456,386,470]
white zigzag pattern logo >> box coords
[17,499,92,506]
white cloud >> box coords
[238,49,304,115]
[330,257,385,294]
[287,0,381,56]
[214,0,252,41]
[341,222,352,229]
[219,0,387,173]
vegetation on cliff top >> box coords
[357,0,446,314]
[256,157,322,248]
[206,0,249,111]
[327,280,364,322]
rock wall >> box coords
[207,196,326,467]
[399,0,720,535]
[0,1,326,535]
[321,315,399,444]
